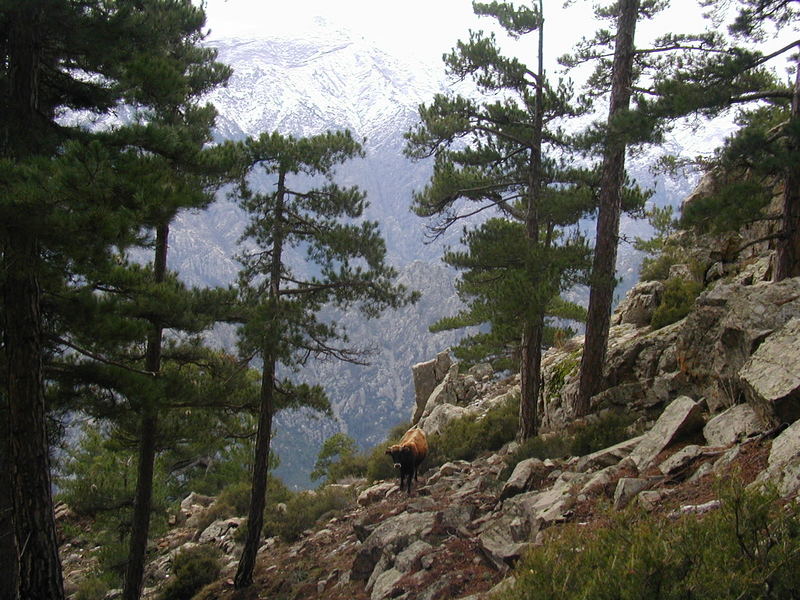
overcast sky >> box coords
[201,0,710,71]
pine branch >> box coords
[51,335,156,377]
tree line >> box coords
[0,0,797,599]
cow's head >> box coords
[386,444,412,470]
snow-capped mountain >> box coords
[166,27,722,488]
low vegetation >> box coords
[503,410,638,478]
[651,278,704,330]
[497,479,800,600]
[158,546,222,600]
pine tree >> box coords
[232,130,417,588]
[405,0,596,440]
[572,0,643,417]
[629,0,797,277]
[111,15,232,600]
[0,3,232,597]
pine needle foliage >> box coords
[405,0,595,439]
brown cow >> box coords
[385,426,428,494]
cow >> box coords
[385,426,428,494]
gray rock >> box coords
[612,280,665,327]
[352,511,437,581]
[613,478,650,509]
[197,518,243,554]
[703,403,764,446]
[499,458,547,501]
[740,317,800,427]
[575,436,643,472]
[677,279,800,412]
[419,402,477,437]
[411,350,452,424]
[357,482,397,507]
[768,419,800,471]
[637,490,663,511]
[629,396,705,471]
[468,363,494,380]
[370,567,403,600]
[180,491,214,511]
[658,445,704,477]
[394,540,433,573]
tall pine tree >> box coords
[232,130,417,587]
[405,0,596,439]
[0,2,231,597]
[571,0,643,417]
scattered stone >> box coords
[637,490,663,511]
[358,482,397,507]
[575,436,643,472]
[629,396,705,471]
[658,445,705,477]
[668,500,721,519]
[499,457,547,501]
[613,478,649,510]
[703,403,764,446]
[740,317,800,427]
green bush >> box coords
[264,485,356,542]
[158,545,222,600]
[503,410,636,479]
[74,576,109,600]
[569,411,637,457]
[651,277,703,329]
[427,395,518,469]
[496,480,800,600]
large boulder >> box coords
[755,419,800,496]
[498,458,548,501]
[739,317,800,427]
[703,403,764,446]
[629,396,705,471]
[351,511,437,582]
[411,350,453,424]
[676,278,800,412]
[611,280,665,327]
[419,402,478,437]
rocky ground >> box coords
[59,388,797,600]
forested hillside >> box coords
[1,1,797,599]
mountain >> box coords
[164,28,717,488]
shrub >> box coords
[496,479,800,600]
[650,277,703,329]
[74,576,109,600]
[158,545,222,600]
[569,411,637,457]
[503,410,637,478]
[264,485,356,543]
[426,395,518,469]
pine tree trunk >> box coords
[775,59,800,281]
[0,396,20,600]
[123,223,168,600]
[235,168,287,589]
[574,0,640,417]
[518,318,543,441]
[3,232,65,600]
[2,6,65,597]
[518,4,545,442]
[234,359,275,588]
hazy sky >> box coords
[201,0,708,70]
